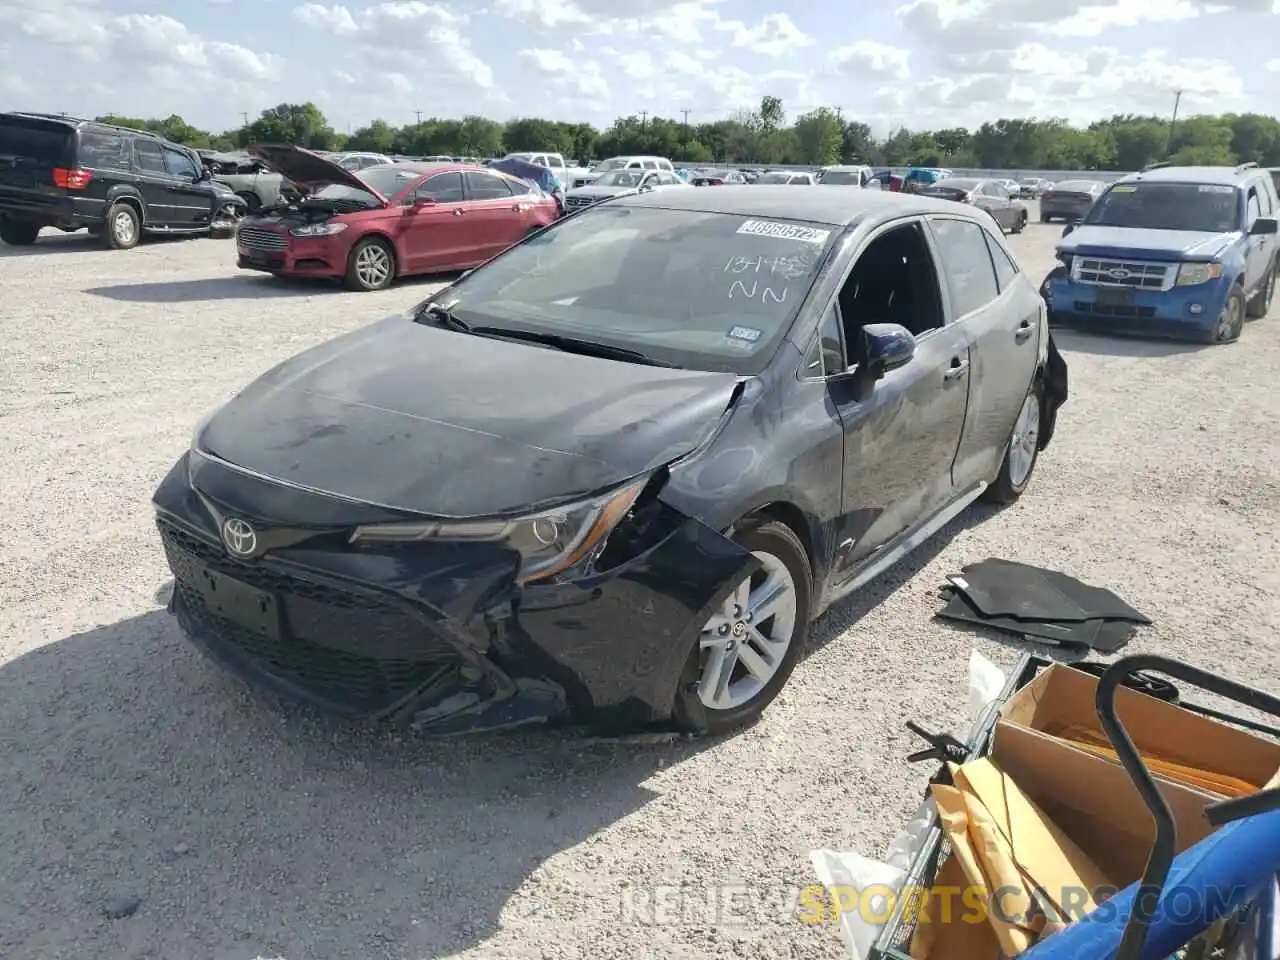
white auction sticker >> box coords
[736,220,831,244]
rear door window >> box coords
[929,217,1001,318]
[465,171,514,200]
[133,141,167,174]
[78,131,130,170]
[983,229,1020,292]
[0,118,73,167]
[416,171,464,203]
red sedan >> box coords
[235,145,559,291]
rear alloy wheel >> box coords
[1209,287,1246,344]
[345,237,395,291]
[104,202,140,250]
[0,218,40,246]
[675,519,812,736]
[1245,261,1277,319]
[1012,210,1027,234]
[984,385,1042,505]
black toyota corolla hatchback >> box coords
[154,187,1067,735]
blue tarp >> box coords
[489,157,561,194]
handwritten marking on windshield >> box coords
[728,280,789,303]
[724,255,810,280]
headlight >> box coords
[348,477,648,583]
[1176,262,1223,286]
[290,222,348,237]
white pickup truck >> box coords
[501,152,589,192]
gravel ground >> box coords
[1,208,1278,960]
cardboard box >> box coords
[991,664,1279,887]
[1000,663,1280,794]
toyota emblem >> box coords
[221,517,257,557]
[732,621,747,637]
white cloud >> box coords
[715,13,813,57]
[1267,57,1280,70]
[829,40,912,80]
[518,48,609,99]
[292,2,494,90]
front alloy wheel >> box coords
[345,237,395,291]
[1210,287,1246,344]
[675,519,811,735]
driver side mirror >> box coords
[861,323,916,379]
[1249,216,1278,235]
[414,196,436,208]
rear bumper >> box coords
[1040,203,1091,219]
[0,191,102,228]
[1046,275,1228,339]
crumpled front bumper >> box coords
[152,454,755,734]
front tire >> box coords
[0,218,40,246]
[983,384,1043,505]
[1207,286,1246,344]
[1012,210,1027,234]
[103,202,140,250]
[674,519,812,736]
[344,237,395,291]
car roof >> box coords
[611,184,981,226]
[1118,165,1255,186]
[366,161,482,175]
[823,165,869,171]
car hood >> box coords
[194,316,743,518]
[248,143,383,199]
[567,185,635,199]
[1058,225,1237,260]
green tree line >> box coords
[96,97,1280,171]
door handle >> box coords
[943,358,969,381]
[1015,321,1034,342]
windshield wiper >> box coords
[416,300,472,333]
[469,326,677,367]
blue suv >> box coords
[1043,162,1279,344]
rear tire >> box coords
[984,383,1043,505]
[0,218,40,246]
[103,202,140,250]
[673,518,812,736]
[1040,213,1052,223]
[1012,210,1027,234]
[1245,260,1277,319]
[344,237,395,291]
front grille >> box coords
[159,519,459,714]
[1073,301,1157,319]
[236,226,288,251]
[1071,257,1172,290]
[564,195,595,207]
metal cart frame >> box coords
[867,653,1280,960]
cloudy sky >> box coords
[1,0,1278,135]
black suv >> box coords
[0,112,244,249]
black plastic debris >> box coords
[937,558,1151,653]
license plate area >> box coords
[1096,286,1134,307]
[196,568,281,641]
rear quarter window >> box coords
[0,119,73,165]
[79,132,131,170]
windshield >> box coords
[595,170,645,188]
[1085,182,1241,233]
[757,172,793,184]
[439,206,834,374]
[313,165,420,204]
[595,158,629,172]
